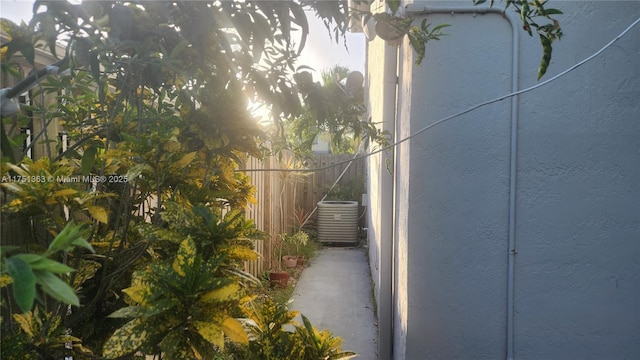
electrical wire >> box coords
[299,141,366,228]
[237,15,640,173]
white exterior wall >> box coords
[367,1,640,359]
[366,36,383,319]
[398,8,513,359]
[366,33,400,360]
[510,2,639,358]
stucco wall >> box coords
[366,29,400,360]
[366,36,384,315]
[398,8,513,359]
[512,2,640,358]
[383,1,640,359]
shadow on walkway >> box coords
[289,247,378,359]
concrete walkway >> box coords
[289,247,378,359]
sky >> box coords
[0,0,366,82]
[298,11,366,80]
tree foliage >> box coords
[286,65,389,157]
[0,0,362,357]
[472,0,563,79]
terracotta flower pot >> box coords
[296,255,305,266]
[282,255,297,268]
[269,271,289,288]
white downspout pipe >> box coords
[405,5,520,360]
[505,12,520,360]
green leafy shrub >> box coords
[291,314,357,360]
[283,230,309,257]
[224,297,356,360]
[0,307,93,359]
[325,177,365,203]
[1,222,94,312]
[103,237,250,359]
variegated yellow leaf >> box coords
[160,330,194,359]
[5,163,30,177]
[122,285,150,305]
[29,158,50,172]
[200,283,241,303]
[103,316,181,359]
[172,237,196,277]
[174,151,197,169]
[12,312,35,337]
[221,317,248,345]
[0,182,24,194]
[225,244,258,261]
[0,273,12,287]
[194,320,225,349]
[53,188,78,197]
[73,260,102,288]
[102,318,147,359]
[87,205,108,224]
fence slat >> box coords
[244,239,264,277]
[241,152,365,271]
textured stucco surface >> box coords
[367,36,384,313]
[512,2,640,358]
[369,1,640,359]
[366,34,400,359]
[399,10,513,359]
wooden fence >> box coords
[241,152,365,274]
[295,153,366,211]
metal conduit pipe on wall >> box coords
[404,5,520,360]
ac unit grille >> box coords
[317,201,359,244]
